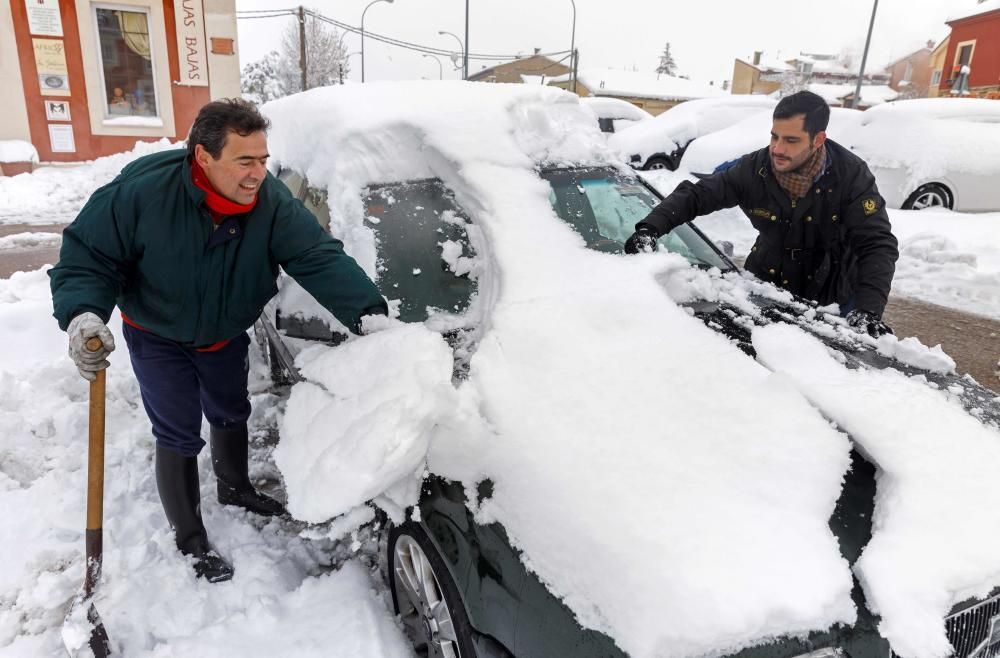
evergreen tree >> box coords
[656,42,677,78]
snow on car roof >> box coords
[608,94,776,163]
[807,82,898,106]
[550,68,724,102]
[261,82,1000,658]
[579,96,653,122]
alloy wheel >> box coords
[911,189,947,209]
[392,535,463,658]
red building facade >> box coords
[941,4,1000,97]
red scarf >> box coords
[121,159,258,351]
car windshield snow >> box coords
[542,167,731,270]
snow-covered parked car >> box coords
[681,107,863,175]
[609,94,777,171]
[256,82,1000,658]
[579,97,653,134]
[841,98,1000,211]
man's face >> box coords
[195,130,269,204]
[769,115,826,173]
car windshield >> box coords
[542,167,731,270]
[365,179,478,323]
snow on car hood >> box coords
[754,323,1000,658]
[263,82,1000,658]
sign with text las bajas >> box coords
[173,0,208,86]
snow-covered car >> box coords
[256,83,1000,658]
[579,97,653,134]
[609,95,777,171]
[681,107,863,175]
[841,98,1000,211]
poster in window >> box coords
[25,0,63,37]
[173,0,209,86]
[48,124,76,153]
[44,99,71,121]
[32,39,70,96]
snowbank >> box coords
[550,68,724,102]
[0,139,180,224]
[0,140,38,164]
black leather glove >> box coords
[624,227,660,254]
[845,309,893,338]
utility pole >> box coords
[298,6,307,92]
[463,0,469,80]
[572,49,579,95]
[852,0,878,109]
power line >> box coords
[235,8,570,62]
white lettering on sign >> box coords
[172,0,208,86]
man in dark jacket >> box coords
[50,99,387,583]
[625,91,898,336]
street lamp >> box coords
[438,30,465,78]
[852,0,878,109]
[423,54,443,80]
[569,0,576,93]
[361,0,394,83]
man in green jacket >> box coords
[50,99,387,583]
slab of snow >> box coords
[275,322,456,524]
[101,116,165,128]
[753,322,1000,658]
[265,82,859,657]
[0,140,38,164]
[0,139,180,224]
[807,82,897,106]
[0,232,62,251]
[579,96,653,122]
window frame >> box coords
[954,41,976,69]
[90,3,161,120]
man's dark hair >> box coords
[773,91,830,139]
[186,98,270,159]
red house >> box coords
[940,1,1000,97]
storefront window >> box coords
[95,8,157,118]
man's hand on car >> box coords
[624,227,660,254]
[67,312,115,381]
[845,309,894,338]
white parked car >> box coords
[578,96,653,134]
[843,98,1000,211]
[609,94,777,170]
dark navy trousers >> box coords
[123,323,252,456]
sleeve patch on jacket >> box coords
[862,198,878,216]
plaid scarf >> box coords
[773,143,827,201]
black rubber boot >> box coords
[155,445,235,583]
[210,425,286,517]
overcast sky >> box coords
[234,0,975,86]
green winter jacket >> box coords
[49,148,385,345]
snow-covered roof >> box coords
[550,67,724,102]
[738,56,795,73]
[948,0,1000,22]
[808,82,898,106]
[0,140,38,164]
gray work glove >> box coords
[845,309,893,338]
[67,312,115,381]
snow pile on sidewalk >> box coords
[265,83,859,657]
[0,269,414,657]
[754,322,1000,657]
[0,139,180,224]
[0,140,38,164]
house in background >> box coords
[0,0,240,167]
[927,36,952,98]
[886,41,935,98]
[938,1,1000,97]
[731,52,791,96]
[468,51,570,84]
[547,68,723,116]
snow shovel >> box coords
[63,337,112,657]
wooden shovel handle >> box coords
[86,336,104,353]
[87,360,106,533]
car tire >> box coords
[643,155,674,171]
[388,521,478,658]
[902,183,952,210]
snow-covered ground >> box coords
[644,169,1000,321]
[3,83,1000,658]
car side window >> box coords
[303,185,331,232]
[364,180,478,323]
[277,168,306,201]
